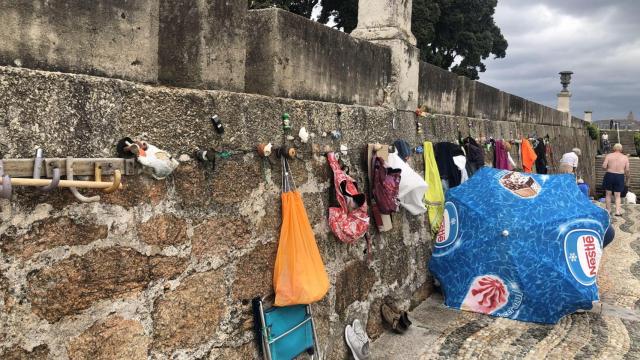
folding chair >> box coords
[252,295,320,360]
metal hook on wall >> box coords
[67,157,100,203]
[0,160,12,199]
[94,164,122,194]
[33,149,60,192]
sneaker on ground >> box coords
[345,322,370,360]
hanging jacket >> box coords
[387,152,428,215]
[371,154,402,214]
[327,153,370,244]
[521,138,538,173]
[463,137,485,173]
[434,142,464,188]
[534,138,548,174]
[493,140,510,170]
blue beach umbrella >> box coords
[430,167,609,324]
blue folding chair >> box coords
[253,296,320,360]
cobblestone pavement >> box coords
[371,205,640,360]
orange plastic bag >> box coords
[274,158,329,306]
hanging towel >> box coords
[452,155,469,183]
[388,152,428,215]
[521,138,538,173]
[423,142,445,234]
[493,140,510,170]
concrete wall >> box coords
[0,66,430,359]
[0,0,247,91]
[0,0,160,83]
[158,0,247,91]
[245,9,391,106]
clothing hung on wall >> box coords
[521,138,538,173]
[463,136,484,175]
[493,140,510,170]
[534,138,548,174]
[434,142,465,188]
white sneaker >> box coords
[345,320,370,360]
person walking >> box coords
[559,148,581,174]
[602,143,630,216]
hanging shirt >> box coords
[493,140,510,170]
[521,138,538,173]
[388,153,428,215]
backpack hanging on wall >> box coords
[327,152,370,244]
[371,154,401,215]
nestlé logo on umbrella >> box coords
[435,201,459,249]
[564,229,603,286]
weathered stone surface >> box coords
[232,242,277,301]
[1,217,108,258]
[158,0,247,91]
[0,0,159,83]
[335,260,377,318]
[0,344,49,360]
[137,214,187,247]
[245,9,390,106]
[152,269,227,351]
[67,316,150,360]
[27,247,186,322]
[366,297,385,341]
[210,159,261,205]
[192,217,251,260]
[173,163,213,209]
[103,175,167,208]
[207,342,256,359]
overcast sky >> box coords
[481,0,640,120]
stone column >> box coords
[584,111,592,122]
[351,0,419,110]
[557,71,573,113]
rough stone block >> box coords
[138,214,188,247]
[0,344,49,360]
[191,217,251,260]
[66,316,150,360]
[152,269,227,351]
[27,247,187,322]
[418,61,458,115]
[232,241,277,301]
[335,260,376,318]
[1,217,108,259]
[245,9,390,106]
[0,0,159,83]
[158,0,247,91]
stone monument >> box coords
[351,0,419,110]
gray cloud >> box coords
[481,1,640,120]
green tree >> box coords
[248,0,319,19]
[251,0,507,80]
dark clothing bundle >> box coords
[534,138,548,174]
[434,142,465,188]
[463,137,485,174]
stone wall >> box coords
[0,64,598,359]
[245,9,391,106]
[0,0,247,91]
[0,66,431,359]
[0,0,160,83]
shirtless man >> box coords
[602,143,630,216]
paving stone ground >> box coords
[371,204,640,360]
